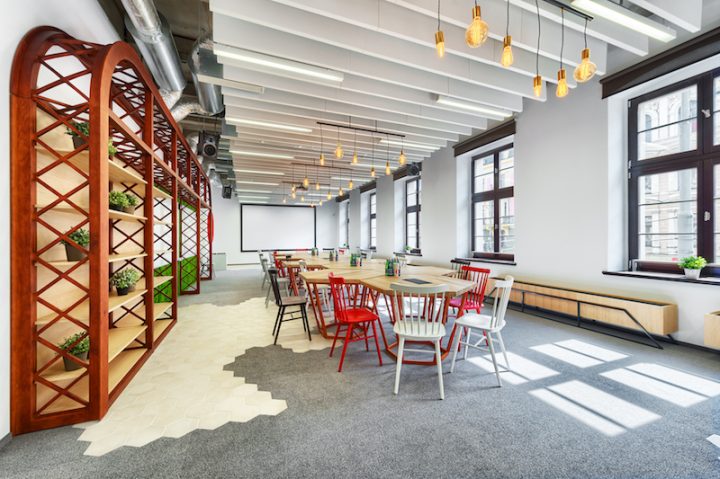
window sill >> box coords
[395,251,422,257]
[460,257,517,266]
[603,270,720,286]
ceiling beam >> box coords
[624,0,702,33]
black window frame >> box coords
[339,199,349,248]
[471,143,515,262]
[628,70,720,275]
[405,177,421,253]
[369,191,377,250]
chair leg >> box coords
[370,320,383,367]
[394,337,405,395]
[450,327,462,373]
[497,331,509,370]
[435,340,445,400]
[272,306,282,336]
[265,286,272,308]
[329,324,343,357]
[487,332,502,387]
[338,324,354,373]
[273,306,285,345]
[364,323,370,351]
[302,306,312,341]
[463,326,471,360]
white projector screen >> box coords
[241,204,316,252]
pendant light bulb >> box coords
[573,48,597,83]
[556,68,569,98]
[335,142,343,159]
[465,5,489,48]
[339,186,344,196]
[385,162,391,175]
[533,75,543,98]
[398,149,406,165]
[348,179,354,189]
[301,196,305,202]
[370,166,376,178]
[326,191,332,200]
[303,176,309,188]
[315,181,320,191]
[319,153,325,166]
[435,30,445,58]
[291,185,296,194]
[352,152,358,164]
[282,197,287,204]
[319,200,323,206]
[291,191,296,199]
[501,35,514,67]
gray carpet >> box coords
[1,269,719,478]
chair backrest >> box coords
[450,258,470,271]
[258,250,266,262]
[390,282,448,330]
[260,257,269,274]
[328,274,353,323]
[488,276,514,328]
[273,256,287,277]
[268,267,283,306]
[461,265,491,305]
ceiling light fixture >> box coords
[380,138,438,151]
[236,195,270,200]
[233,169,285,176]
[335,126,343,159]
[385,134,391,176]
[235,189,272,194]
[214,45,345,83]
[574,18,597,83]
[398,136,407,166]
[226,117,312,134]
[229,150,294,160]
[466,0,489,48]
[501,0,514,67]
[434,95,513,118]
[533,0,543,98]
[319,125,325,166]
[435,0,445,58]
[235,180,280,186]
[370,132,376,178]
[556,9,569,98]
[571,0,676,42]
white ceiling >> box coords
[207,0,708,205]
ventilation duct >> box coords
[188,34,224,116]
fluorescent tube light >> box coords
[571,0,676,42]
[226,117,312,134]
[379,138,439,151]
[435,95,512,118]
[235,180,279,186]
[236,195,270,200]
[230,150,294,160]
[235,189,273,194]
[215,44,344,83]
[233,169,285,176]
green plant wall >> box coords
[153,256,198,302]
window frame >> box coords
[405,177,421,253]
[627,70,720,274]
[471,143,515,261]
[369,191,377,250]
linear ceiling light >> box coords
[235,180,280,186]
[230,150,294,160]
[233,169,285,176]
[434,95,512,118]
[237,196,271,200]
[571,0,676,42]
[235,189,273,194]
[226,117,312,134]
[379,138,438,151]
[214,44,344,83]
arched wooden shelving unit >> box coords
[10,27,213,434]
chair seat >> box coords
[280,296,307,306]
[455,313,505,332]
[340,307,379,324]
[449,297,481,310]
[393,320,446,339]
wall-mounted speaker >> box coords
[222,185,233,199]
[199,131,219,161]
[408,162,421,176]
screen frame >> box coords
[240,203,317,252]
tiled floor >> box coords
[74,297,333,456]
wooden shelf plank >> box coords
[108,209,147,222]
[109,252,146,263]
[154,302,173,318]
[38,360,86,383]
[108,326,147,362]
[153,319,173,342]
[153,186,171,199]
[109,287,148,313]
[153,276,173,288]
[35,147,147,185]
[109,349,146,393]
[154,219,172,226]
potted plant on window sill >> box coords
[678,255,706,280]
[62,228,89,261]
[110,268,140,296]
[59,332,90,371]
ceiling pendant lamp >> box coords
[291,190,297,199]
[349,178,354,189]
[352,130,358,164]
[370,132,376,177]
[319,200,323,206]
[371,166,376,178]
[282,197,287,204]
[303,166,309,188]
[326,190,332,200]
[574,19,597,83]
[315,181,320,190]
[556,9,569,98]
[385,135,391,175]
[532,0,542,98]
[335,127,343,159]
[291,184,296,194]
[385,162,391,175]
[435,0,445,58]
[301,195,305,202]
[500,0,513,67]
[398,137,406,165]
[339,186,344,196]
[465,0,489,48]
[319,125,325,166]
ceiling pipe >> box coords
[188,33,224,116]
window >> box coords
[369,192,376,249]
[472,144,514,260]
[405,178,421,252]
[339,200,349,247]
[629,72,720,272]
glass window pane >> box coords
[637,85,697,160]
[474,155,494,193]
[499,197,515,253]
[473,200,494,252]
[638,169,697,262]
[406,180,416,195]
[499,148,514,188]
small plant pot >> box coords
[128,283,136,292]
[71,135,85,149]
[122,205,136,214]
[684,268,701,280]
[64,243,85,262]
[116,286,130,296]
[109,204,124,212]
[63,350,88,371]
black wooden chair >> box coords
[268,267,312,344]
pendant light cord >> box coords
[560,8,565,70]
[535,0,540,76]
[506,0,510,37]
[437,0,441,30]
[584,17,588,49]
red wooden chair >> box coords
[328,275,384,372]
[450,265,491,316]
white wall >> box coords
[375,175,394,258]
[316,200,338,250]
[1,0,120,439]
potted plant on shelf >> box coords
[66,121,90,149]
[678,255,707,280]
[124,194,138,214]
[110,268,140,296]
[108,139,118,157]
[62,228,89,261]
[58,332,90,371]
[109,190,130,212]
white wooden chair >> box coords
[259,253,270,289]
[449,276,514,387]
[263,257,290,307]
[391,282,449,400]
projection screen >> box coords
[240,204,316,251]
